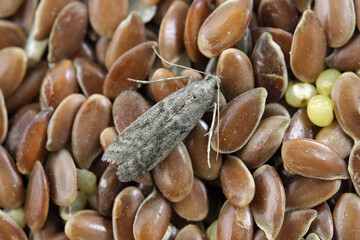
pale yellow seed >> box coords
[315,68,341,97]
[307,95,334,127]
[4,207,26,229]
[285,82,317,107]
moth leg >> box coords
[207,102,218,168]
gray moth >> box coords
[102,74,221,182]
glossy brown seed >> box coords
[183,120,222,181]
[220,155,255,207]
[25,161,50,231]
[158,1,188,66]
[113,90,150,133]
[96,37,110,67]
[283,107,316,142]
[141,0,160,6]
[290,10,326,83]
[72,94,112,169]
[6,62,48,115]
[237,116,290,169]
[0,90,7,144]
[175,224,205,240]
[276,209,317,240]
[48,232,69,240]
[40,59,79,110]
[0,0,24,18]
[326,33,360,71]
[180,69,203,84]
[314,0,355,48]
[112,186,144,240]
[251,165,285,240]
[252,32,287,101]
[172,177,208,221]
[151,68,185,102]
[282,138,349,180]
[332,72,360,141]
[217,201,253,240]
[97,164,126,217]
[105,12,146,70]
[13,0,39,33]
[0,146,24,209]
[33,0,80,40]
[29,211,63,240]
[285,176,341,210]
[349,141,360,195]
[0,210,27,240]
[211,87,267,153]
[356,0,360,30]
[309,202,334,240]
[89,0,128,38]
[70,41,96,62]
[183,0,211,62]
[133,189,171,240]
[103,41,157,100]
[333,193,360,239]
[154,0,186,25]
[315,119,353,159]
[100,127,118,151]
[48,2,88,63]
[293,0,313,12]
[198,0,252,58]
[258,0,298,33]
[45,149,78,206]
[216,48,254,101]
[0,47,27,98]
[17,108,52,174]
[65,210,113,240]
[262,102,290,119]
[0,20,26,49]
[46,94,86,151]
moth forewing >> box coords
[102,75,221,182]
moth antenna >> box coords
[128,76,193,84]
[216,85,220,161]
[207,102,218,168]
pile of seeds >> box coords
[0,0,360,239]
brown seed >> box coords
[141,0,161,6]
[306,233,321,240]
[217,201,253,240]
[17,108,52,174]
[97,164,127,217]
[198,0,253,58]
[112,186,144,240]
[100,127,118,151]
[333,193,360,239]
[153,143,193,202]
[183,0,211,62]
[158,1,188,66]
[33,0,80,40]
[293,0,313,12]
[309,202,334,240]
[216,48,254,101]
[356,0,360,30]
[151,68,185,102]
[211,87,267,153]
[282,138,349,180]
[275,209,317,240]
[315,119,353,159]
[103,41,157,100]
[332,72,360,141]
[236,28,253,57]
[0,0,24,18]
[29,211,63,240]
[183,120,222,181]
[0,47,28,98]
[285,176,341,211]
[65,210,114,240]
[25,161,50,231]
[0,209,27,240]
[252,32,287,101]
[0,20,26,49]
[251,164,285,240]
[220,155,255,207]
[89,0,128,38]
[283,107,316,143]
[105,12,146,70]
[70,41,96,62]
[48,232,69,240]
[262,102,290,119]
[46,94,86,151]
[96,37,110,67]
[326,33,360,71]
[45,149,78,206]
[175,224,205,240]
[172,177,209,221]
[290,10,327,83]
[0,90,7,144]
[252,229,267,240]
[112,90,151,133]
[13,0,39,33]
[6,62,48,115]
[314,0,355,48]
[257,0,298,33]
[348,141,360,195]
[40,59,79,110]
[72,94,112,169]
[0,146,24,209]
[133,189,171,240]
[48,2,88,63]
[154,0,187,25]
[237,116,290,169]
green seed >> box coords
[206,220,218,240]
[87,189,98,211]
[315,68,341,97]
[285,82,317,108]
[307,95,334,127]
[60,191,87,221]
[77,168,97,194]
[4,207,26,229]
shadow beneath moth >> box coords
[102,71,221,182]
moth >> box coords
[102,55,221,182]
